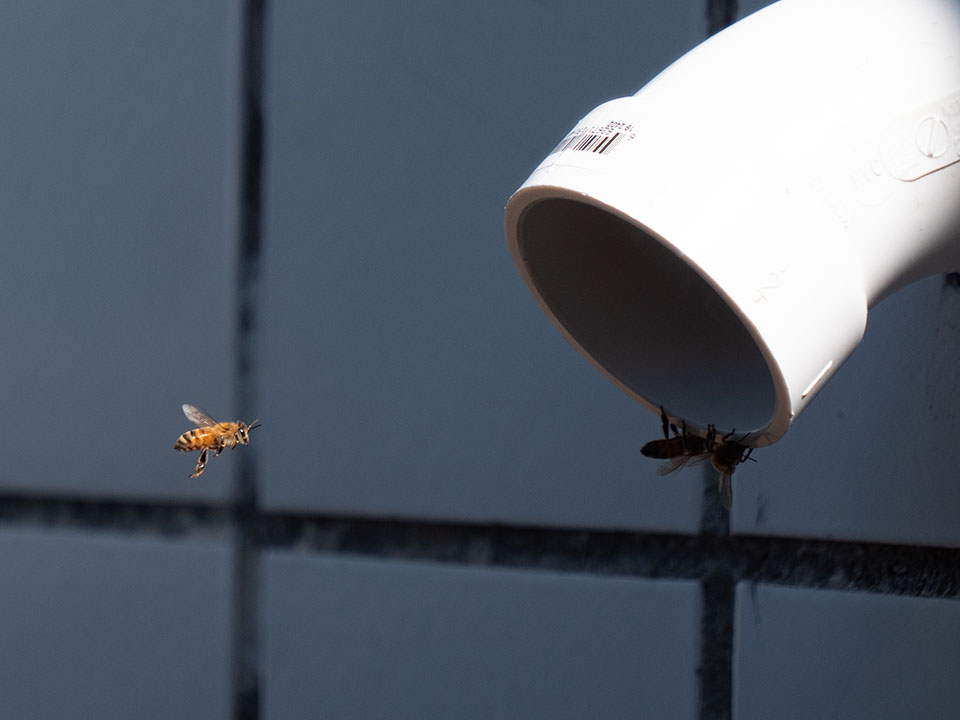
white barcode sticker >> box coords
[550,120,635,158]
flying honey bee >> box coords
[641,406,754,509]
[174,404,260,478]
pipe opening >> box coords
[517,198,776,432]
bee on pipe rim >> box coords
[641,406,755,509]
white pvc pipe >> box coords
[504,0,960,446]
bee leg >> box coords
[706,424,717,448]
[191,448,208,478]
[658,406,670,440]
[214,436,226,457]
[679,420,699,452]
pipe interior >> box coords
[517,198,776,432]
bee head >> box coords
[237,420,261,445]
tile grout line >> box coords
[701,4,738,717]
[253,511,960,600]
[707,0,738,35]
[233,0,266,718]
[2,488,960,604]
[698,465,733,720]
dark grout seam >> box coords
[698,467,733,720]
[0,494,232,538]
[255,510,960,601]
[707,0,738,36]
[233,0,266,718]
[2,492,958,603]
[699,570,734,720]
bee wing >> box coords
[182,404,218,427]
[657,453,710,476]
[717,471,733,510]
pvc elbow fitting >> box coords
[504,0,960,446]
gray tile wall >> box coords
[259,0,707,533]
[734,583,960,720]
[0,1,957,719]
[0,528,233,720]
[263,553,701,719]
[0,0,240,503]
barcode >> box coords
[552,131,625,156]
[550,122,633,157]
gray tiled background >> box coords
[258,0,707,533]
[1,1,958,719]
[0,528,234,720]
[263,553,701,720]
[734,583,960,720]
[0,1,240,503]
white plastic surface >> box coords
[505,0,960,445]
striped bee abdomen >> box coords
[174,427,216,452]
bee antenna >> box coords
[248,420,262,431]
